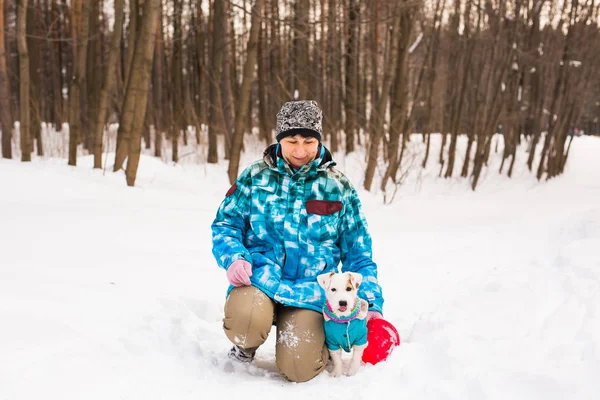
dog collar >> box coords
[323,298,361,323]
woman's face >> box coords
[279,135,320,169]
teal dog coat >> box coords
[323,299,368,352]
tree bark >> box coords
[48,0,64,129]
[27,4,43,156]
[422,0,445,169]
[380,1,415,191]
[363,8,401,191]
[325,0,341,151]
[444,0,474,179]
[68,0,91,166]
[344,0,359,154]
[121,0,161,186]
[293,0,310,99]
[207,0,227,163]
[0,0,13,159]
[124,0,138,91]
[93,0,124,169]
[195,0,207,126]
[152,0,164,158]
[171,0,184,163]
[85,0,102,151]
[17,0,31,162]
[228,0,263,184]
[257,8,271,144]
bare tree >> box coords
[152,0,164,158]
[228,0,264,184]
[0,0,12,159]
[380,0,417,191]
[325,0,342,152]
[207,0,227,163]
[422,0,446,169]
[93,0,125,169]
[27,3,43,156]
[67,0,91,166]
[171,0,184,163]
[444,0,475,179]
[120,0,161,186]
[17,0,31,162]
[364,4,401,191]
[293,0,310,99]
[344,0,359,154]
[257,7,271,144]
[47,0,64,129]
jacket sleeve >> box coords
[339,186,384,314]
[211,169,252,270]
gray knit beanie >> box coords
[275,100,323,142]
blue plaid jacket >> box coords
[211,144,384,313]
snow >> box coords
[1,133,599,399]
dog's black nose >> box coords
[339,300,347,307]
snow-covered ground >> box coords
[1,133,599,399]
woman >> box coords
[211,100,384,382]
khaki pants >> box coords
[223,286,329,382]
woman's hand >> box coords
[367,311,383,321]
[226,260,253,286]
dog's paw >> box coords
[346,364,360,376]
[330,367,343,378]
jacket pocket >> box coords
[306,200,342,215]
[306,200,342,242]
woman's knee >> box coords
[276,344,328,382]
[275,307,328,382]
[223,286,274,349]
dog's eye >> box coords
[346,287,352,292]
[331,288,336,292]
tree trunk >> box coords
[85,0,101,151]
[152,1,164,158]
[227,0,263,183]
[68,0,91,166]
[380,1,415,191]
[27,4,43,156]
[326,0,341,152]
[421,0,445,169]
[48,0,64,129]
[121,0,161,186]
[207,0,227,163]
[366,0,379,141]
[363,8,400,191]
[220,1,235,160]
[195,0,207,126]
[0,0,13,159]
[93,0,124,169]
[171,0,184,163]
[293,0,310,99]
[257,10,271,144]
[344,0,359,154]
[124,0,137,91]
[17,0,31,162]
[444,0,474,179]
[524,1,545,171]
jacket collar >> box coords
[323,298,361,323]
[263,143,336,176]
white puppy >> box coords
[318,271,369,377]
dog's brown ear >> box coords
[317,272,335,289]
[348,272,363,289]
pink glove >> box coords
[367,311,383,321]
[226,260,253,287]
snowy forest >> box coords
[1,0,599,189]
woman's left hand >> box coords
[367,311,383,321]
